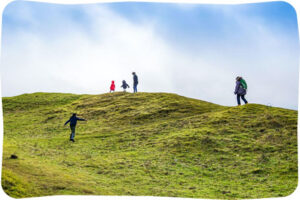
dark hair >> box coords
[132,72,136,75]
[72,113,76,116]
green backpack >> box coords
[240,78,247,90]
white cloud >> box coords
[1,3,298,109]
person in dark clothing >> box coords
[121,80,130,92]
[132,72,138,93]
[64,113,86,142]
[234,76,248,106]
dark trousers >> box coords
[70,125,76,140]
[237,94,248,105]
[133,84,138,93]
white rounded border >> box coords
[0,0,299,200]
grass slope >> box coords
[1,92,298,199]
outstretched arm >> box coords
[64,119,70,126]
[76,117,86,121]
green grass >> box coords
[1,92,298,199]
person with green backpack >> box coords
[234,76,248,106]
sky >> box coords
[0,1,299,109]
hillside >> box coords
[1,92,298,199]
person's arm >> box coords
[127,84,130,88]
[234,81,240,94]
[76,117,86,121]
[64,119,70,126]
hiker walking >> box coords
[234,76,248,106]
[64,113,86,142]
[121,80,130,92]
[110,80,115,93]
[132,72,138,93]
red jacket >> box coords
[110,81,115,91]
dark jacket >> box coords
[65,115,85,126]
[133,74,138,85]
[234,81,247,95]
[121,81,130,89]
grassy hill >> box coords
[1,92,298,199]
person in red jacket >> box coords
[110,80,115,93]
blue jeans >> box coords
[133,84,138,93]
[70,125,76,140]
[237,94,248,105]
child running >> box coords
[121,80,130,92]
[110,80,115,93]
[64,113,86,142]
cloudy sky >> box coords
[0,1,299,109]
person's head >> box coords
[122,80,125,83]
[112,80,114,83]
[72,113,76,117]
[132,72,136,75]
[236,76,241,81]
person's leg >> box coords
[70,125,75,141]
[241,95,248,104]
[237,94,241,105]
[133,85,136,93]
[134,84,138,93]
[69,126,72,140]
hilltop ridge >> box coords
[1,92,298,199]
